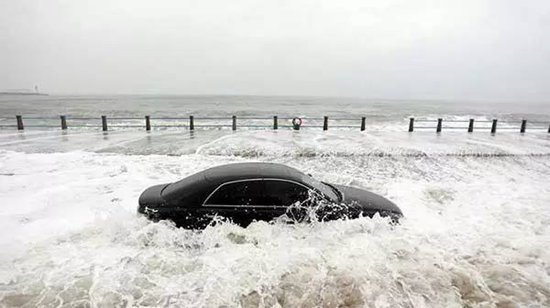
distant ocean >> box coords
[1,94,549,122]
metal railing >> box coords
[408,117,550,133]
[0,115,367,131]
[0,115,549,133]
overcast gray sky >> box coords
[1,0,549,101]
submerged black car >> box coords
[138,163,402,228]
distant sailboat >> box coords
[0,85,48,96]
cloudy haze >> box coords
[1,0,549,101]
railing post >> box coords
[520,120,526,133]
[145,115,151,131]
[16,115,24,130]
[60,115,67,130]
[323,116,328,131]
[189,115,194,130]
[436,118,442,133]
[232,115,237,131]
[468,119,474,132]
[273,116,278,130]
[408,118,414,132]
[491,119,497,134]
[360,117,366,131]
[101,115,108,131]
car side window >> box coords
[263,180,310,206]
[204,179,311,207]
[204,180,264,206]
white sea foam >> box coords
[0,130,549,307]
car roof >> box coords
[161,162,315,203]
[204,162,306,183]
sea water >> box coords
[0,95,549,307]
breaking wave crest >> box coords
[198,148,550,158]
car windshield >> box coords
[299,175,339,202]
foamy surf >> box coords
[0,130,549,307]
